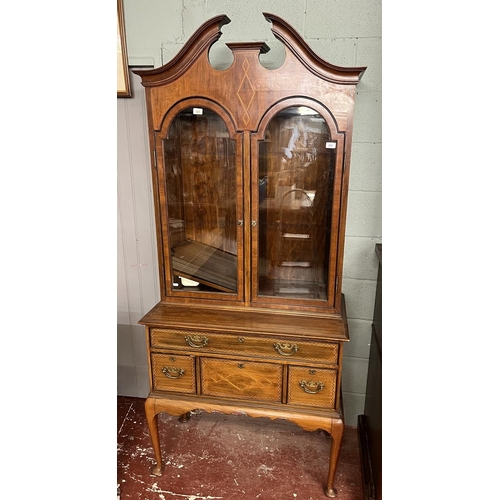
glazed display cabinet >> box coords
[133,13,365,497]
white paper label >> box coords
[326,142,336,149]
[193,108,203,115]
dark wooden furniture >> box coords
[133,13,365,497]
[358,244,382,500]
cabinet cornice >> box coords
[133,14,230,86]
[263,12,366,85]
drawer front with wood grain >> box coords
[150,328,338,364]
[200,358,283,403]
[287,366,337,409]
[151,353,196,394]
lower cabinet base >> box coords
[144,394,345,498]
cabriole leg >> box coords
[144,397,163,476]
[324,417,344,497]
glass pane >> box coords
[257,106,336,300]
[163,108,238,293]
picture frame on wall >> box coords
[117,0,131,97]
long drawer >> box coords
[200,358,283,403]
[150,328,338,364]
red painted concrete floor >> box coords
[118,396,364,500]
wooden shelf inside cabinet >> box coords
[171,240,237,292]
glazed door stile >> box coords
[247,128,259,306]
[249,124,275,306]
[249,131,260,304]
[152,130,168,299]
[154,130,174,298]
[326,133,346,312]
[233,128,245,304]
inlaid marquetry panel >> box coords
[200,358,282,402]
[150,328,339,364]
[236,58,256,126]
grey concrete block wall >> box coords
[118,0,382,426]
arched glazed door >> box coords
[251,102,345,309]
[154,102,244,301]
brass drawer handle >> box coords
[274,342,298,356]
[185,335,209,348]
[162,366,185,379]
[299,380,324,394]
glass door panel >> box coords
[163,107,238,294]
[257,106,336,301]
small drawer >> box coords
[151,353,196,394]
[287,366,337,409]
[150,328,338,365]
[200,358,282,403]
